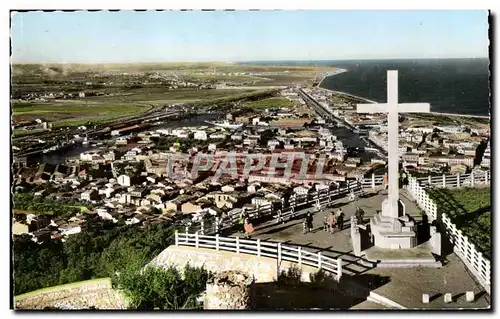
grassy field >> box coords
[11,88,255,127]
[11,62,335,129]
[243,97,297,109]
[427,186,491,259]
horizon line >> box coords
[10,56,489,65]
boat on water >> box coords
[204,120,244,130]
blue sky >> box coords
[11,10,489,63]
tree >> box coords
[116,264,210,310]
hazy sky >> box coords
[11,10,489,63]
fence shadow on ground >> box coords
[252,274,391,310]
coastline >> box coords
[316,68,378,104]
[316,72,490,119]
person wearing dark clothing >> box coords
[337,212,344,231]
[305,212,313,233]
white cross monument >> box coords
[357,70,430,249]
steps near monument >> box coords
[363,241,442,268]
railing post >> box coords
[371,173,376,190]
[236,237,240,254]
[200,219,205,235]
[278,243,282,263]
[195,232,199,248]
[216,234,219,251]
[442,174,446,188]
[336,258,342,281]
[185,226,189,234]
[257,239,261,257]
[298,247,302,266]
[457,173,460,188]
[428,175,432,185]
[317,252,322,269]
[175,230,178,246]
[471,171,475,186]
[215,216,219,234]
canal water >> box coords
[34,113,222,165]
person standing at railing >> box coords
[328,211,336,234]
[323,216,329,231]
[335,208,344,231]
[243,216,254,239]
[239,211,247,233]
[402,172,409,190]
[305,212,313,233]
[276,209,284,224]
[383,173,389,191]
[337,210,344,231]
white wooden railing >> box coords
[407,172,491,295]
[175,231,343,281]
[187,180,364,235]
[441,213,491,294]
[415,171,490,189]
[361,174,385,190]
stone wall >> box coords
[15,279,128,310]
[149,246,320,283]
[204,270,254,310]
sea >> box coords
[241,59,491,117]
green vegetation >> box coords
[11,89,264,129]
[13,223,177,296]
[12,61,328,129]
[13,222,212,309]
[427,186,491,259]
[116,264,210,310]
[12,128,48,138]
[188,89,279,110]
[14,193,93,219]
[277,265,302,286]
[12,101,149,116]
[243,97,296,109]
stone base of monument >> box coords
[369,199,418,249]
[363,241,442,268]
[369,213,418,249]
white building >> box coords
[231,134,243,141]
[80,151,102,162]
[116,137,128,145]
[210,133,226,140]
[251,197,271,207]
[118,174,131,187]
[293,186,310,196]
[81,190,99,202]
[60,225,82,236]
[267,140,280,149]
[103,151,115,161]
[194,130,208,140]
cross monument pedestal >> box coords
[357,70,430,249]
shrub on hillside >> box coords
[116,263,210,310]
